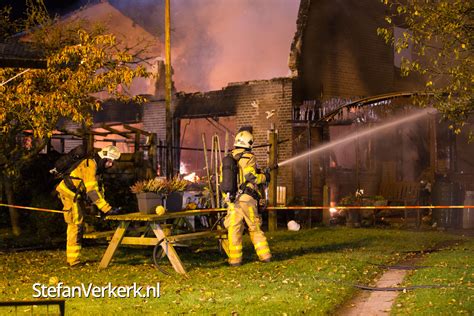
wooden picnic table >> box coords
[98,209,228,276]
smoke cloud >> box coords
[109,0,300,92]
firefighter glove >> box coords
[263,168,271,183]
[107,207,122,216]
[99,207,121,220]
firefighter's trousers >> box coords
[58,192,84,266]
[224,194,271,265]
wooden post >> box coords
[321,125,331,225]
[202,134,215,208]
[134,131,141,178]
[165,0,173,178]
[307,120,312,227]
[158,139,163,176]
[268,126,278,231]
[212,134,221,208]
[85,127,94,153]
[99,221,130,268]
[429,114,436,177]
[322,184,331,225]
[149,133,158,176]
[150,222,188,276]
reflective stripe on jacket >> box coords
[56,159,111,212]
[231,148,267,192]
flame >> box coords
[329,207,338,214]
[329,201,338,214]
[183,172,200,183]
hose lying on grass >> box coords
[312,277,454,291]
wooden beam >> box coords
[123,124,152,136]
[121,237,158,246]
[100,124,134,139]
[84,230,115,240]
[150,222,188,276]
[99,221,130,268]
[167,230,227,242]
[268,127,278,231]
[105,209,226,222]
[56,128,83,138]
[120,230,227,245]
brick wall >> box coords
[175,77,295,201]
[233,78,295,202]
[142,100,167,141]
[296,0,395,100]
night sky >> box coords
[3,0,85,19]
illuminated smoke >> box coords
[109,0,299,92]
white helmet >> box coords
[98,145,121,160]
[234,130,254,149]
[287,220,301,231]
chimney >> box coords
[153,57,166,99]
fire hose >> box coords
[313,276,454,291]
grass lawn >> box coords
[0,227,469,315]
[392,238,474,315]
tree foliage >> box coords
[0,0,149,175]
[0,0,150,234]
[378,0,473,134]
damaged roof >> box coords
[93,99,143,124]
[175,89,237,119]
[288,0,310,77]
[0,41,46,69]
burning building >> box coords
[4,0,472,228]
[175,0,474,228]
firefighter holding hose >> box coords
[221,127,272,266]
[55,145,122,266]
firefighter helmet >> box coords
[234,130,254,149]
[98,145,121,160]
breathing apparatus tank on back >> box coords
[220,128,255,203]
[221,154,238,202]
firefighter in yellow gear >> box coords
[224,128,272,266]
[56,145,121,266]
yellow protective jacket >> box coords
[56,159,111,212]
[232,148,267,195]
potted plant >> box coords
[130,177,189,214]
[165,177,188,212]
[130,178,167,214]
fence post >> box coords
[268,126,278,232]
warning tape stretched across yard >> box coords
[0,203,65,214]
[1,203,473,214]
[266,205,474,210]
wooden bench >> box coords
[379,181,422,226]
[84,225,150,241]
[84,230,115,240]
[379,181,419,205]
[98,209,228,276]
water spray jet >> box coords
[279,108,434,167]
